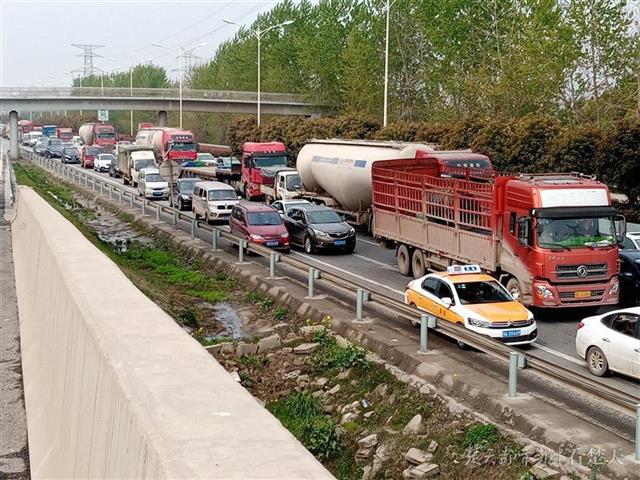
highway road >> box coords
[14,143,640,398]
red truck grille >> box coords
[555,263,607,280]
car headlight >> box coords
[280,232,289,238]
[609,282,619,295]
[535,285,554,298]
[349,227,355,234]
[468,317,491,328]
[181,195,190,200]
[250,234,264,240]
[312,228,330,238]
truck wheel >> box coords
[397,244,412,276]
[411,249,426,278]
[123,177,129,185]
[243,185,251,200]
[505,277,522,302]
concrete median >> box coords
[11,186,332,479]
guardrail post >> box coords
[355,288,365,321]
[212,229,219,251]
[190,219,196,239]
[268,252,282,279]
[109,185,114,200]
[141,198,146,215]
[172,211,178,227]
[420,314,429,353]
[238,239,247,263]
[129,194,134,207]
[508,352,519,398]
[118,190,122,204]
[156,204,161,221]
[307,267,317,297]
[635,403,640,461]
[100,182,104,196]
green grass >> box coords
[309,330,367,375]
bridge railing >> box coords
[0,87,310,104]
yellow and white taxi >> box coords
[405,265,537,345]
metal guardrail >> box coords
[19,147,640,419]
[0,87,313,105]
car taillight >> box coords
[577,321,584,330]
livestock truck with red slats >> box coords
[371,156,626,309]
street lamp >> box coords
[383,0,397,127]
[153,42,206,129]
[222,18,294,127]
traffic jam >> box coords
[4,119,639,382]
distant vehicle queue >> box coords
[16,120,639,381]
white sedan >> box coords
[576,307,640,379]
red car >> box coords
[230,203,290,253]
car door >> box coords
[286,209,303,243]
[433,279,464,324]
[601,312,639,376]
[138,172,145,195]
[229,206,240,236]
[235,209,248,240]
[272,201,284,217]
[412,276,440,315]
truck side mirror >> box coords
[615,214,626,245]
[517,218,532,247]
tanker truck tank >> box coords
[297,139,437,212]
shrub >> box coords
[464,423,500,447]
[311,330,366,373]
[274,306,288,321]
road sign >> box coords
[97,109,109,121]
[159,159,180,182]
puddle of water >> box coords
[205,302,244,340]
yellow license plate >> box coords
[575,291,591,298]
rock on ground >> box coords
[257,334,281,353]
[402,414,422,435]
[405,447,433,465]
[357,433,378,449]
[293,342,320,354]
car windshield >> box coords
[64,148,78,155]
[172,142,197,151]
[286,174,302,190]
[536,217,616,249]
[134,159,155,171]
[49,139,62,146]
[247,211,282,226]
[254,155,287,168]
[98,154,114,161]
[145,174,164,183]
[177,180,198,193]
[307,210,342,224]
[208,189,236,200]
[454,281,512,304]
[197,154,215,161]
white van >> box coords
[28,131,43,147]
[138,167,169,200]
[191,181,239,223]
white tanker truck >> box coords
[267,139,493,229]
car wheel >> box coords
[505,277,522,302]
[193,208,200,220]
[397,244,412,276]
[178,199,183,211]
[586,347,609,377]
[304,235,315,254]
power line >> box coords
[71,44,106,76]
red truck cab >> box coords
[163,130,197,163]
[241,142,288,200]
[56,128,73,142]
[94,124,117,152]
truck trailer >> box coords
[117,144,157,187]
[371,157,626,309]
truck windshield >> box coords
[454,281,513,304]
[254,155,287,168]
[286,174,302,190]
[134,159,156,171]
[87,147,104,155]
[208,190,236,200]
[536,217,616,248]
[97,132,116,139]
[172,142,197,151]
[145,174,164,183]
[247,211,282,226]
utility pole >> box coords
[71,44,106,76]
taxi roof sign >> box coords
[447,264,481,275]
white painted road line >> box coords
[356,237,382,247]
[532,342,585,366]
[291,251,406,296]
[352,253,396,270]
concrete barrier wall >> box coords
[12,186,332,479]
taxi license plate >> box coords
[575,291,591,299]
[334,240,346,246]
[502,330,521,338]
[266,241,279,247]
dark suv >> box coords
[284,204,356,254]
[45,138,63,158]
[172,178,199,210]
[62,146,81,164]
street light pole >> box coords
[383,0,396,127]
[179,48,184,129]
[130,66,134,135]
[223,19,293,128]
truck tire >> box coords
[123,177,129,185]
[505,277,522,302]
[397,244,412,276]
[411,249,426,278]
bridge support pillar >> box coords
[9,111,19,160]
[158,110,168,127]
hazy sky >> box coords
[0,0,289,87]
